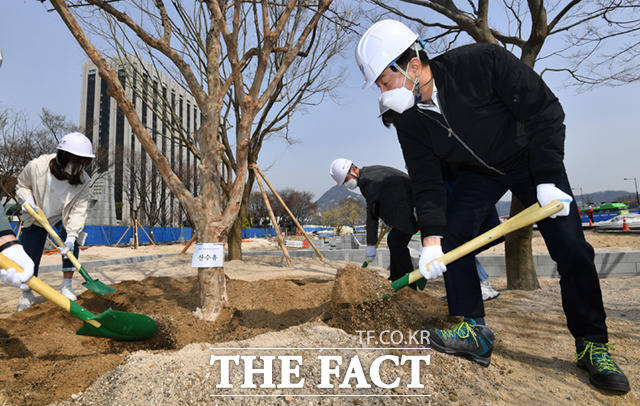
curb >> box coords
[37,253,180,274]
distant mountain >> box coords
[316,185,634,216]
[315,185,365,209]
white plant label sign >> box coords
[192,243,224,268]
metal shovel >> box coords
[383,200,564,298]
[23,203,115,295]
[0,254,156,340]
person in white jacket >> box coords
[15,132,94,311]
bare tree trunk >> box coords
[505,197,540,290]
[227,172,254,260]
[197,266,227,321]
[227,217,243,260]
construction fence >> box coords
[10,222,277,246]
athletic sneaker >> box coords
[60,285,78,301]
[17,289,36,311]
[481,280,500,301]
[576,338,630,394]
[424,319,494,367]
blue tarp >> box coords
[10,222,193,245]
[242,228,276,238]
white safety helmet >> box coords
[356,19,419,89]
[57,132,96,158]
[329,158,353,185]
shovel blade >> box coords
[76,308,157,340]
[81,279,116,296]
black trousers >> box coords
[20,223,79,277]
[387,228,417,288]
[443,163,607,342]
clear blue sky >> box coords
[2,1,639,201]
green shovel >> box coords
[23,203,115,296]
[382,200,564,298]
[0,254,156,340]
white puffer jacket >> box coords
[16,154,91,239]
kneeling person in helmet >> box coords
[15,132,94,311]
[329,158,421,289]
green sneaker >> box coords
[424,319,494,367]
[576,338,630,394]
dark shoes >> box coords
[576,338,630,394]
[423,319,494,367]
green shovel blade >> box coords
[76,308,157,340]
[78,266,116,295]
[362,259,369,268]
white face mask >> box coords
[378,71,418,115]
[379,86,415,115]
[343,178,358,190]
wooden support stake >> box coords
[134,219,139,249]
[253,166,292,267]
[181,233,197,254]
[138,223,156,246]
[114,225,132,248]
[253,164,324,260]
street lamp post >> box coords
[624,177,639,208]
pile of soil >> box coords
[0,265,446,405]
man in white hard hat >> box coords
[15,132,94,310]
[329,158,422,289]
[355,19,629,393]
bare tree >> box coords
[366,0,640,289]
[46,0,350,320]
[320,197,365,234]
[272,188,317,233]
[0,106,63,209]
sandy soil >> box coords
[0,255,638,405]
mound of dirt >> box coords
[327,265,451,335]
[0,265,447,406]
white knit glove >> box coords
[60,236,76,255]
[366,246,376,261]
[536,183,572,218]
[0,244,34,290]
[418,245,446,280]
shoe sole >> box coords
[482,292,500,301]
[430,340,492,367]
[577,363,631,394]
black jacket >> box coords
[358,165,419,245]
[394,43,566,236]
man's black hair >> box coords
[390,45,429,72]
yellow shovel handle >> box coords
[0,253,101,328]
[23,204,82,271]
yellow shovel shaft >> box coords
[407,200,564,285]
[0,254,101,328]
[23,204,83,271]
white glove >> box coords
[21,197,36,212]
[536,183,572,218]
[366,245,376,261]
[0,244,34,290]
[419,245,446,280]
[60,236,76,255]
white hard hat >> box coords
[329,158,353,185]
[57,132,96,158]
[356,19,419,89]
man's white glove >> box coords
[536,183,572,218]
[21,197,35,213]
[0,244,34,290]
[366,245,376,261]
[419,245,446,280]
[60,236,76,255]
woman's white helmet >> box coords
[329,158,353,185]
[57,132,96,158]
[356,19,419,89]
